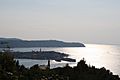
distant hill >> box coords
[0,38,85,48]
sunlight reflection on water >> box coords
[13,44,120,75]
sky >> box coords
[0,0,120,44]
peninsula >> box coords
[0,38,85,48]
[13,50,76,62]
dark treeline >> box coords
[0,52,120,80]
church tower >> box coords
[48,60,50,69]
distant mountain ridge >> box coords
[0,38,85,48]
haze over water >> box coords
[1,0,120,78]
[0,0,120,44]
[12,44,120,76]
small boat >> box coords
[62,58,76,62]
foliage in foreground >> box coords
[0,52,120,80]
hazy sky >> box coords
[0,0,120,44]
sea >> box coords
[2,44,120,76]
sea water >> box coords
[7,44,120,76]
